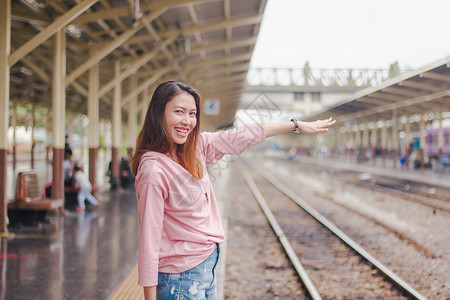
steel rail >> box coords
[237,161,322,300]
[249,162,428,300]
[333,169,450,213]
[356,180,450,213]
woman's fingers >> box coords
[301,118,335,134]
[317,118,335,126]
[313,118,335,132]
[316,117,334,123]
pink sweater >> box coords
[135,123,266,286]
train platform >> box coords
[2,187,140,299]
[2,150,449,299]
[1,159,233,300]
[294,154,450,189]
[256,147,450,188]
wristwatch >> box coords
[291,119,300,133]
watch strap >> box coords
[291,119,300,133]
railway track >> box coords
[326,169,450,213]
[268,156,450,213]
[237,160,426,300]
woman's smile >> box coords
[175,126,190,137]
[164,92,197,144]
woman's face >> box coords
[164,92,197,145]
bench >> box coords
[7,171,64,227]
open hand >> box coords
[299,117,336,134]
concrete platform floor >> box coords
[2,187,140,300]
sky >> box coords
[250,0,450,70]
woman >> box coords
[130,81,335,300]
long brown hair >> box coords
[130,81,203,179]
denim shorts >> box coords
[157,244,220,300]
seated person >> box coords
[73,164,99,212]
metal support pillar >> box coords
[140,87,150,125]
[335,129,341,157]
[437,111,444,160]
[391,110,398,168]
[46,117,52,165]
[348,130,354,158]
[31,101,36,169]
[355,128,361,163]
[88,58,99,188]
[419,115,426,169]
[371,126,377,164]
[12,102,16,171]
[387,127,392,166]
[0,0,11,234]
[355,128,361,148]
[52,29,66,200]
[404,119,411,168]
[127,75,138,157]
[340,130,345,158]
[111,60,121,190]
[381,124,387,166]
[362,126,369,162]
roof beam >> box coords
[21,57,50,83]
[187,3,206,59]
[141,14,187,82]
[71,0,218,25]
[194,70,247,86]
[120,37,256,65]
[9,0,98,67]
[382,86,424,98]
[190,63,249,81]
[420,71,450,84]
[11,11,50,27]
[121,67,172,107]
[20,51,90,97]
[339,89,450,122]
[203,82,243,95]
[399,80,446,93]
[65,7,168,86]
[188,37,256,56]
[183,52,252,73]
[122,37,255,70]
[367,92,406,102]
[224,0,232,56]
[126,14,262,46]
[65,25,144,85]
[347,100,378,109]
[99,34,177,98]
[177,13,263,37]
[197,73,246,88]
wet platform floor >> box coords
[2,187,140,300]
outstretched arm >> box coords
[263,117,336,138]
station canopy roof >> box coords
[303,57,450,129]
[10,0,267,129]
